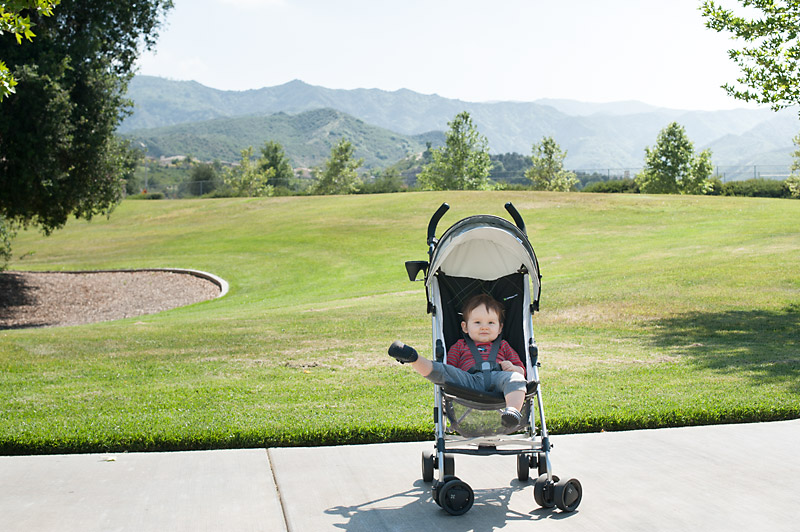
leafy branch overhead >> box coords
[702,0,800,111]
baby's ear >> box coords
[461,321,469,334]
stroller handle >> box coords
[427,203,450,248]
[505,202,527,235]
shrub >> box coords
[784,176,800,199]
[721,179,786,198]
[582,178,640,193]
[703,177,724,196]
[129,192,165,200]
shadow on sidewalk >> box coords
[325,479,576,531]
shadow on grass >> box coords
[649,303,800,393]
[0,272,50,329]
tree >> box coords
[416,111,492,190]
[312,138,363,195]
[635,122,714,194]
[0,0,58,100]
[702,1,800,111]
[0,0,173,254]
[188,160,221,197]
[525,136,578,191]
[222,147,274,197]
[786,133,800,198]
[258,140,294,189]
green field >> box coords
[1,191,799,454]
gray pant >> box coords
[425,361,527,396]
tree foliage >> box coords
[636,122,714,195]
[416,111,492,190]
[221,147,274,197]
[525,136,578,191]
[312,138,363,195]
[259,140,294,189]
[0,0,173,239]
[787,132,800,198]
[702,0,800,110]
[0,0,58,100]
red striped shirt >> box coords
[446,339,525,377]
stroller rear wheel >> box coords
[516,454,532,482]
[537,452,548,476]
[442,453,455,476]
[421,451,435,482]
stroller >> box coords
[393,202,582,515]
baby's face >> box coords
[461,304,502,344]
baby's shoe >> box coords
[388,341,419,363]
[501,407,522,428]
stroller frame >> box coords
[404,202,582,515]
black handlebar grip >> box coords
[505,202,526,235]
[427,203,450,246]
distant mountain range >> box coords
[123,108,443,169]
[121,75,800,170]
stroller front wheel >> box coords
[438,478,474,515]
[554,477,582,512]
[533,474,559,508]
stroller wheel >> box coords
[516,454,531,482]
[443,453,455,476]
[438,478,474,515]
[432,475,459,507]
[554,478,582,512]
[537,452,548,476]
[533,474,559,508]
[421,451,435,483]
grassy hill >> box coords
[1,192,799,453]
[123,108,444,168]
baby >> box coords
[390,294,527,428]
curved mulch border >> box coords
[0,269,228,330]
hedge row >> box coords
[3,407,798,455]
[582,177,798,198]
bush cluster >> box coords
[582,178,640,194]
[582,177,799,198]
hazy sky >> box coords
[136,0,758,111]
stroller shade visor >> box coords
[427,216,540,286]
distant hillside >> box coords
[123,108,444,168]
[123,76,800,169]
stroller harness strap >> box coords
[463,335,503,392]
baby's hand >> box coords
[499,360,514,372]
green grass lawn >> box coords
[1,191,799,454]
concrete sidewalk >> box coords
[2,420,799,531]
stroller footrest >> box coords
[442,380,539,406]
[442,383,504,405]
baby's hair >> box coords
[461,294,505,325]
